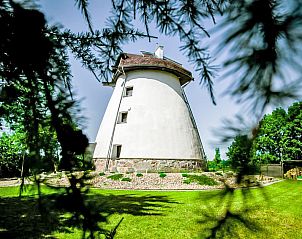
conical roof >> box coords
[109,53,193,86]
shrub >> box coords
[136,173,143,177]
[215,172,223,176]
[183,179,191,184]
[182,173,188,177]
[186,174,218,186]
[121,177,132,182]
[159,172,167,178]
[107,174,123,180]
[99,172,105,176]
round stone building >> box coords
[93,46,206,172]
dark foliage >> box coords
[0,1,105,237]
[220,0,302,113]
[72,0,302,111]
[0,0,84,173]
[70,0,228,104]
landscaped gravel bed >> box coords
[0,172,279,190]
[89,172,278,190]
[92,173,224,190]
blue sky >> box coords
[38,0,265,160]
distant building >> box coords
[93,46,206,172]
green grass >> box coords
[0,181,302,238]
[0,184,64,197]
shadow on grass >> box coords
[87,193,178,216]
[0,196,60,239]
[197,183,269,238]
[0,190,177,239]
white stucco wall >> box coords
[93,69,203,160]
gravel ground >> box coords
[90,172,225,190]
[0,172,279,190]
[89,172,278,190]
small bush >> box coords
[186,174,218,186]
[107,174,123,180]
[136,173,143,177]
[183,179,191,184]
[159,172,167,178]
[99,172,105,176]
[121,177,132,182]
[215,172,223,176]
[182,173,188,177]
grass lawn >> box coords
[0,180,302,238]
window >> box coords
[112,144,122,159]
[118,111,128,123]
[116,145,122,158]
[124,86,133,97]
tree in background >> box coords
[226,135,256,174]
[208,148,224,171]
[214,148,222,166]
[253,108,287,164]
[0,122,60,178]
[228,101,302,168]
[207,148,231,172]
[0,127,26,177]
[282,102,302,161]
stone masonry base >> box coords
[93,158,206,173]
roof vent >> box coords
[154,45,164,59]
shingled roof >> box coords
[109,53,193,86]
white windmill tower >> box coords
[93,46,206,172]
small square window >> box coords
[124,86,133,97]
[118,112,128,123]
[112,144,122,159]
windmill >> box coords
[93,46,206,173]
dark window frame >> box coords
[116,145,122,158]
[112,144,122,159]
[124,86,133,97]
[118,111,128,123]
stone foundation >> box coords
[93,158,206,173]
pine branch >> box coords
[75,0,93,32]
